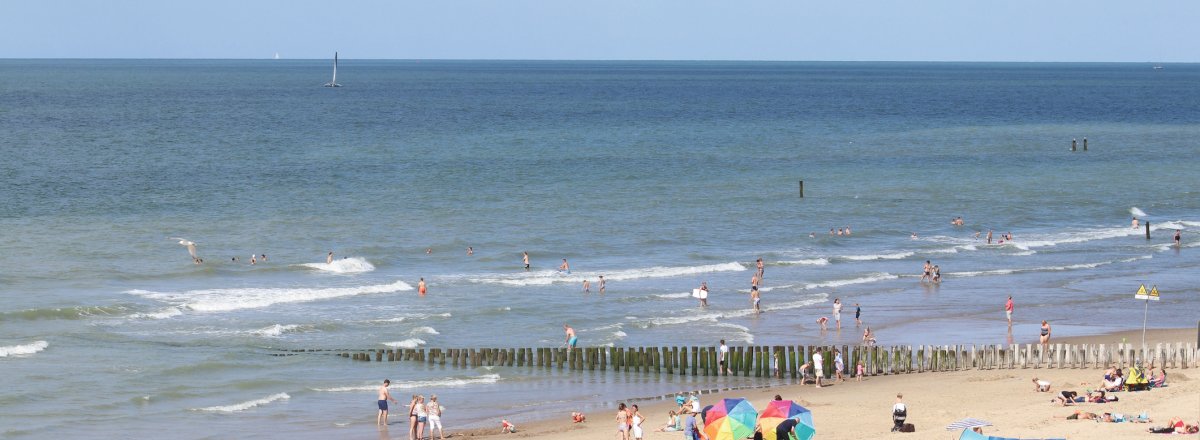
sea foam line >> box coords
[297,257,375,274]
[0,341,49,357]
[311,374,502,392]
[127,280,413,313]
[949,256,1151,278]
[464,262,746,286]
[382,338,426,349]
[804,273,898,290]
[193,393,290,413]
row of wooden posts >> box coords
[332,342,1197,376]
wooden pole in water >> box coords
[1146,221,1151,239]
[1071,138,1077,151]
[1083,137,1088,151]
[798,180,804,198]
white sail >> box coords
[324,52,341,87]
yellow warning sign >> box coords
[1148,285,1160,301]
[1134,284,1148,299]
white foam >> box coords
[804,273,897,289]
[736,284,796,294]
[129,307,183,320]
[776,258,830,266]
[839,252,914,261]
[194,393,290,412]
[311,374,501,393]
[1131,207,1148,218]
[465,262,746,287]
[382,338,426,349]
[653,292,694,299]
[251,324,301,338]
[298,257,375,274]
[0,341,48,357]
[409,326,440,336]
[128,280,413,312]
[950,256,1151,278]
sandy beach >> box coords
[445,328,1198,440]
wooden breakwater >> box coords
[322,342,1198,377]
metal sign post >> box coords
[1134,284,1160,352]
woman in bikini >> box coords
[615,403,630,440]
[1039,320,1051,350]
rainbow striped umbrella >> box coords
[703,398,758,440]
[757,400,814,440]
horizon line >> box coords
[0,57,1192,64]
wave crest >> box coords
[298,257,375,274]
[193,393,290,412]
[127,280,413,312]
[0,341,48,357]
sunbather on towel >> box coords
[1147,417,1199,434]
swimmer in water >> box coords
[523,251,530,271]
[844,226,851,236]
[418,278,427,295]
[327,252,334,264]
[558,259,570,274]
[426,248,432,254]
[467,246,473,256]
[582,279,590,292]
[911,232,918,240]
[809,232,816,238]
[1132,217,1139,229]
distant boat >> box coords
[1152,65,1164,70]
[323,52,341,87]
[274,52,280,60]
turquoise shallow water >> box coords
[1,60,1199,438]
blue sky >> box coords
[3,0,1196,61]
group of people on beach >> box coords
[376,379,446,440]
[920,260,941,283]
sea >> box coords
[1,60,1198,438]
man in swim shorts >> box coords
[523,251,530,271]
[750,286,760,313]
[564,324,577,348]
[1175,229,1182,246]
[377,379,397,425]
[812,350,824,388]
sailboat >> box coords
[323,52,341,87]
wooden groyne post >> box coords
[798,180,804,198]
[331,342,1198,377]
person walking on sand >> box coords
[1040,320,1052,355]
[616,403,630,440]
[522,251,530,271]
[564,324,577,349]
[583,278,591,292]
[427,395,444,440]
[1006,296,1014,326]
[812,350,824,388]
[834,349,846,383]
[377,379,398,426]
[719,340,732,375]
[891,393,907,432]
[599,275,606,293]
[833,298,843,329]
[327,251,334,264]
[418,278,427,296]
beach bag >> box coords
[900,423,915,432]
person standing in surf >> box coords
[833,298,843,329]
[1175,229,1182,246]
[327,251,334,264]
[582,278,590,293]
[564,324,577,348]
[855,302,862,326]
[1006,295,1014,326]
[522,251,530,271]
[598,275,606,293]
[418,278,427,296]
[750,285,761,313]
[558,258,570,274]
[987,230,994,244]
[1132,217,1139,229]
[698,281,709,307]
[377,379,397,426]
[755,258,764,280]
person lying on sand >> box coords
[1086,390,1118,403]
[571,412,586,423]
[1148,417,1200,434]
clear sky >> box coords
[3,0,1197,61]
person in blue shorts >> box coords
[564,324,577,348]
[377,379,397,426]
